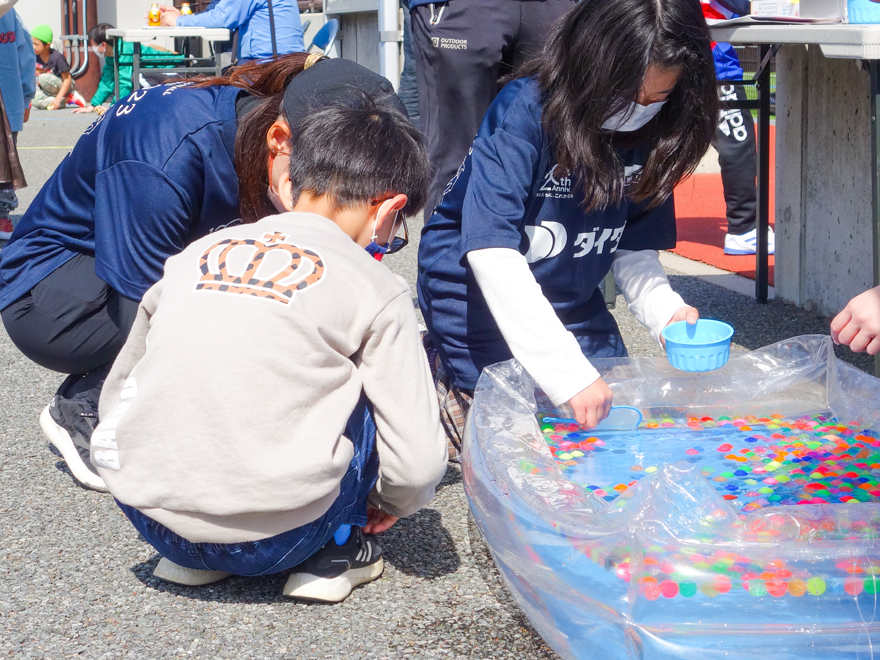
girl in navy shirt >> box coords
[418,0,719,452]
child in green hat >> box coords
[31,24,76,110]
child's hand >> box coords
[660,305,699,348]
[568,377,613,429]
[363,507,399,534]
[831,285,880,354]
[72,104,94,114]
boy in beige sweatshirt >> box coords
[92,62,448,603]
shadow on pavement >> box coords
[127,467,464,602]
[381,466,464,578]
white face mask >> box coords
[267,184,287,213]
[90,46,106,71]
[601,100,667,132]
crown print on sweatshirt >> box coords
[195,232,325,305]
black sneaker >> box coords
[283,527,384,602]
[40,391,107,492]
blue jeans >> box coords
[0,131,18,215]
[116,394,379,576]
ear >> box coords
[266,117,293,188]
[266,117,291,154]
[375,193,408,230]
[276,168,295,212]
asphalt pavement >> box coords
[0,110,873,660]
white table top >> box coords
[710,23,880,58]
[106,27,231,42]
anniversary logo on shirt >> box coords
[537,165,573,199]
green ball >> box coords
[679,582,697,598]
[807,577,826,596]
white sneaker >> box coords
[724,227,775,255]
[153,557,232,586]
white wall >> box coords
[775,45,874,316]
[15,0,62,45]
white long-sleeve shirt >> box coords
[468,247,685,405]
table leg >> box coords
[113,36,120,103]
[755,44,771,304]
[602,271,616,308]
[132,43,141,93]
[870,60,880,376]
[214,41,222,76]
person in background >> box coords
[409,0,576,221]
[397,0,419,130]
[0,8,34,240]
[159,0,304,62]
[701,0,775,256]
[832,286,880,356]
[72,23,183,114]
[30,25,76,111]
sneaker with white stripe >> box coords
[724,227,776,256]
[283,527,384,603]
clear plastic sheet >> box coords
[463,335,880,660]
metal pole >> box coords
[77,0,89,76]
[870,60,880,376]
[132,42,141,93]
[113,36,120,102]
[378,0,401,89]
[755,44,771,304]
[267,0,278,56]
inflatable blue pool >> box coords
[463,335,880,660]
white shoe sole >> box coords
[40,405,108,492]
[153,557,232,586]
[283,558,384,602]
[723,247,775,256]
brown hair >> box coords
[187,53,318,222]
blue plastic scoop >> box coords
[541,405,643,431]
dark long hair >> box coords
[516,0,718,210]
[187,53,316,222]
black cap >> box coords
[282,58,407,129]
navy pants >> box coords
[116,394,380,576]
[1,253,139,375]
[410,0,576,221]
[712,83,758,236]
[0,253,139,403]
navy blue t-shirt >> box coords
[0,83,241,308]
[417,77,677,392]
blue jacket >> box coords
[176,0,304,61]
[0,10,35,132]
[0,84,241,307]
[703,0,749,81]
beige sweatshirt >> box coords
[94,212,448,543]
